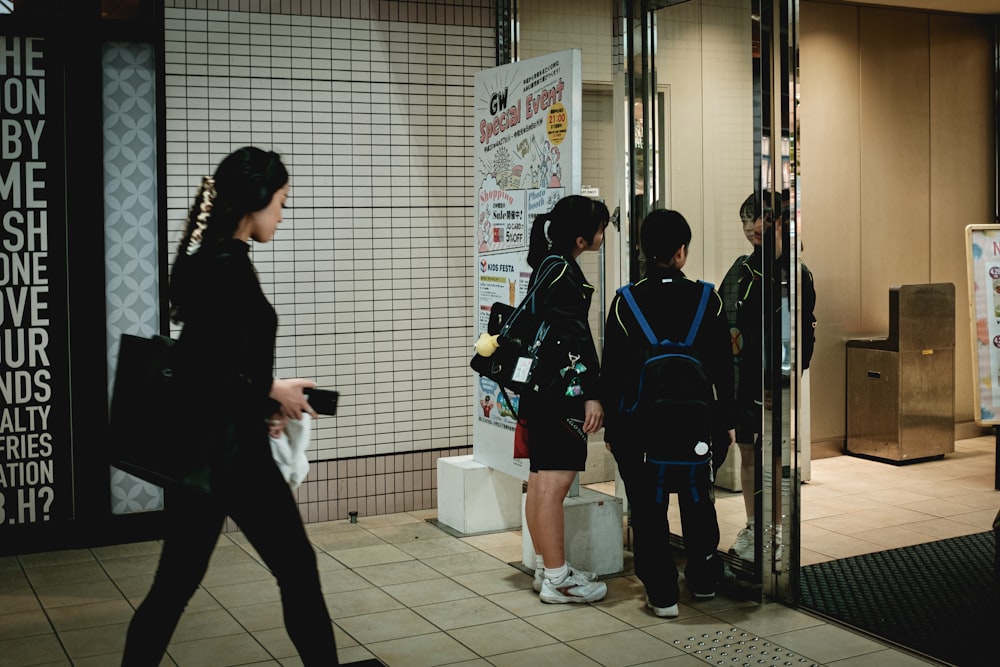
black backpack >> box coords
[617,280,716,464]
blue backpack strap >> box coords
[683,281,713,346]
[622,280,714,347]
[618,284,658,346]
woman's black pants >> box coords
[121,445,338,666]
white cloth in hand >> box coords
[269,414,311,488]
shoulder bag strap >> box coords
[618,284,658,346]
[501,255,568,334]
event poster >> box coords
[472,50,581,479]
[964,225,1000,425]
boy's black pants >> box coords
[614,450,724,607]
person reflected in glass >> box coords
[722,191,815,563]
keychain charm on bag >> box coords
[560,353,586,398]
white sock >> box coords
[545,563,568,583]
[534,555,545,571]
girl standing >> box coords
[521,194,608,604]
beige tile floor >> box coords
[1,436,995,666]
[715,434,999,567]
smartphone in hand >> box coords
[304,388,339,415]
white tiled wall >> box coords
[162,0,492,519]
[156,0,754,522]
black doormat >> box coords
[799,531,999,666]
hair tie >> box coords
[543,219,552,247]
[186,176,216,256]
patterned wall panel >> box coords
[102,42,165,514]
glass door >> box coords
[616,0,803,605]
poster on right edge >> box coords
[965,224,1000,425]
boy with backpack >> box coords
[602,209,736,617]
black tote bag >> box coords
[470,300,551,395]
[108,333,225,494]
[470,256,569,394]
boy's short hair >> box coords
[640,209,692,264]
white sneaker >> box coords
[730,526,754,562]
[646,597,679,618]
[539,569,607,604]
[533,564,597,593]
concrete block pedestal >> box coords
[715,445,742,492]
[521,486,624,576]
[436,455,522,534]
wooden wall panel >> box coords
[801,1,993,443]
[800,1,863,440]
[929,14,995,422]
[858,8,931,333]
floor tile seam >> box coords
[850,522,969,539]
[342,623,458,649]
[164,622,272,652]
[310,533,404,565]
[7,552,78,661]
[800,527,886,545]
[188,578,287,661]
[80,549,151,613]
[342,575,481,615]
[174,621,280,662]
[361,624,585,663]
[200,572,278,589]
[441,622,564,657]
[18,600,73,664]
[813,519,950,538]
[20,549,107,580]
[351,571,449,589]
[15,549,98,572]
[402,590,522,634]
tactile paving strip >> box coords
[670,628,823,666]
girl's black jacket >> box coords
[519,254,601,416]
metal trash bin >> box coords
[846,283,955,462]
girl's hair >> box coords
[176,146,288,258]
[170,147,288,323]
[526,194,610,268]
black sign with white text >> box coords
[0,34,71,528]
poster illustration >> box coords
[471,50,581,479]
[964,224,1000,425]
